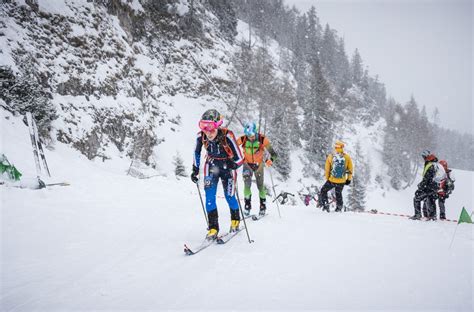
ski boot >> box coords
[230,220,240,233]
[409,214,422,220]
[244,196,251,216]
[440,214,446,220]
[335,205,343,212]
[259,198,266,216]
[206,210,219,240]
[230,209,240,232]
[206,228,219,241]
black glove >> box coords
[226,159,238,170]
[345,180,351,185]
[191,165,199,183]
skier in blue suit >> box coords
[191,109,244,240]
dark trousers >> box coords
[438,197,446,218]
[414,189,436,217]
[422,200,436,218]
[320,181,344,211]
[422,198,444,218]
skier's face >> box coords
[247,134,256,142]
[203,129,218,140]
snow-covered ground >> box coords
[1,109,473,311]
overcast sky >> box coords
[285,0,472,134]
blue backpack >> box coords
[331,153,346,179]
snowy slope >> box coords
[1,105,473,311]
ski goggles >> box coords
[199,120,222,132]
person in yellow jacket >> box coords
[319,141,353,212]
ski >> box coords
[31,115,51,177]
[46,182,70,187]
[184,239,215,256]
[26,112,42,177]
[0,182,44,189]
[216,226,246,244]
[184,225,248,255]
[251,213,267,221]
[184,232,231,256]
[243,213,256,220]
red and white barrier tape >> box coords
[354,209,458,223]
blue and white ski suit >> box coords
[193,129,244,215]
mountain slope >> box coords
[1,0,238,167]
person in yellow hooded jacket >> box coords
[319,141,353,212]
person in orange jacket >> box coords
[237,122,277,216]
[320,141,353,212]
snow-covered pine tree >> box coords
[286,93,302,148]
[402,96,423,183]
[267,76,296,180]
[302,56,334,178]
[231,43,276,126]
[333,38,352,96]
[388,96,436,188]
[359,69,379,126]
[319,24,339,84]
[270,120,291,180]
[367,75,387,115]
[173,152,187,178]
[350,49,364,88]
[435,128,474,171]
[383,99,412,189]
[231,40,254,115]
[253,46,275,129]
[348,141,369,211]
[305,6,323,63]
[292,14,309,80]
[418,105,435,155]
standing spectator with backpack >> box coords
[410,150,444,220]
[436,160,455,220]
[237,122,277,217]
[191,109,244,240]
[320,141,353,212]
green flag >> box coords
[457,207,472,224]
[0,154,22,181]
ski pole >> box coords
[268,167,282,218]
[235,182,254,243]
[195,182,209,228]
